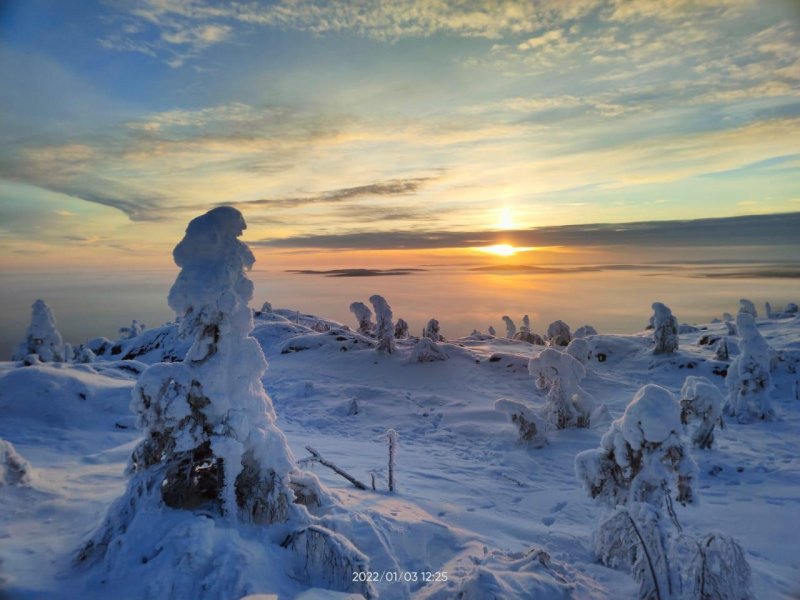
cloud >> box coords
[253,212,800,250]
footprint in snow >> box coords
[550,501,567,513]
[542,516,556,526]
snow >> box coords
[1,241,799,598]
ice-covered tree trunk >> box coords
[651,302,679,355]
[385,429,398,492]
[13,299,65,363]
[349,301,373,335]
[502,316,516,338]
[724,312,773,422]
[369,294,395,353]
[546,320,572,346]
[680,376,723,449]
[529,348,596,429]
[78,207,373,598]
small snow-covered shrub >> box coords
[410,337,447,362]
[349,301,373,335]
[260,300,273,314]
[529,348,596,429]
[513,331,545,345]
[574,325,597,338]
[651,302,679,355]
[546,320,571,346]
[502,316,516,338]
[674,532,753,600]
[488,325,497,336]
[494,399,547,448]
[575,384,696,510]
[369,294,395,354]
[724,312,773,422]
[13,299,65,363]
[394,318,409,338]
[119,319,146,340]
[77,347,96,364]
[423,318,443,341]
[680,376,723,449]
[565,338,591,365]
[739,298,757,317]
[0,439,32,486]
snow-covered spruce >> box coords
[77,346,96,364]
[260,301,273,314]
[521,314,531,333]
[502,315,516,338]
[575,384,696,510]
[119,320,146,340]
[77,207,373,599]
[369,294,395,354]
[574,325,598,338]
[488,325,497,336]
[546,320,572,346]
[423,318,443,341]
[349,301,373,335]
[394,317,409,338]
[529,348,596,429]
[410,337,447,362]
[0,438,32,487]
[494,398,547,448]
[739,298,757,318]
[12,299,65,363]
[513,331,545,345]
[724,312,774,423]
[680,376,723,449]
[651,302,679,355]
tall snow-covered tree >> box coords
[521,314,531,333]
[680,376,723,449]
[12,299,65,363]
[394,318,409,338]
[502,316,516,338]
[369,294,395,353]
[78,207,373,598]
[349,301,373,335]
[651,302,679,355]
[738,298,757,318]
[724,312,773,422]
[529,348,596,429]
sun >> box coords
[480,244,518,256]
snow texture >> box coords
[369,294,395,354]
[13,299,65,363]
[724,312,774,422]
[651,302,679,355]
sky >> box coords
[1,0,799,271]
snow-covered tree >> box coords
[764,302,774,319]
[260,300,273,313]
[349,301,373,335]
[546,320,572,346]
[576,384,696,510]
[521,314,531,333]
[0,439,31,487]
[566,337,591,365]
[423,318,442,341]
[680,376,723,449]
[77,346,96,364]
[369,294,395,353]
[502,316,516,338]
[394,318,409,338]
[574,325,598,338]
[529,348,596,429]
[714,337,729,361]
[119,319,146,340]
[724,312,773,422]
[78,207,373,598]
[722,312,734,322]
[651,302,679,355]
[494,398,547,448]
[739,298,757,318]
[674,532,753,600]
[409,337,447,362]
[488,325,497,336]
[514,331,545,345]
[13,299,65,363]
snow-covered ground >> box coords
[1,306,799,599]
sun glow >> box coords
[479,244,519,256]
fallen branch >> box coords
[302,446,368,490]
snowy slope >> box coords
[1,310,799,599]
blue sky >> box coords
[0,0,799,268]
